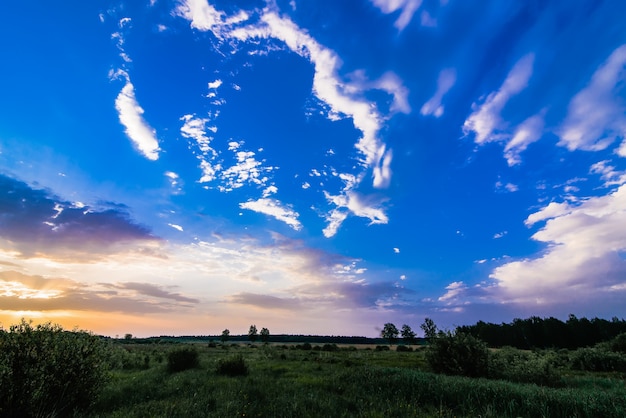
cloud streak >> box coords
[371,0,423,31]
[558,44,626,154]
[113,70,160,161]
[464,53,535,145]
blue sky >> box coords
[1,0,626,337]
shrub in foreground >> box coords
[569,347,626,372]
[167,346,199,373]
[0,320,109,417]
[426,331,489,377]
[216,354,248,376]
[489,347,561,386]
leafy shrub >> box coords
[322,343,338,352]
[375,345,390,351]
[167,346,200,373]
[426,331,489,377]
[301,342,312,350]
[569,347,626,372]
[216,354,248,376]
[107,347,152,370]
[396,345,413,352]
[607,332,626,354]
[0,320,109,417]
[489,347,561,386]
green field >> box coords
[87,341,626,418]
[3,321,626,417]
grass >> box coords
[87,343,626,417]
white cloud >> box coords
[524,201,572,227]
[374,72,411,114]
[113,71,160,161]
[590,160,626,187]
[240,198,302,230]
[322,191,388,237]
[322,210,348,238]
[558,44,626,153]
[496,181,518,193]
[207,79,222,89]
[219,147,275,191]
[371,0,423,31]
[176,1,402,236]
[393,247,400,253]
[491,184,626,304]
[175,0,225,35]
[168,224,184,232]
[262,185,278,197]
[493,231,507,239]
[438,281,467,302]
[421,68,456,117]
[180,114,216,155]
[503,111,545,166]
[420,10,436,27]
[249,11,397,190]
[463,53,535,144]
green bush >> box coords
[375,345,390,351]
[426,331,489,377]
[607,332,626,354]
[0,320,109,417]
[216,354,248,376]
[569,347,626,372]
[396,345,413,352]
[167,346,200,373]
[489,347,561,386]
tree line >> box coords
[456,315,626,349]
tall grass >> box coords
[89,343,626,417]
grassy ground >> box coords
[88,343,626,418]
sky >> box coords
[1,0,626,338]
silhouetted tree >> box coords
[221,329,230,343]
[381,323,399,344]
[248,325,258,342]
[420,318,438,342]
[260,327,270,343]
[401,324,416,344]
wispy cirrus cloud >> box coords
[322,190,388,238]
[558,44,626,155]
[504,111,545,166]
[421,68,456,117]
[112,71,160,161]
[175,0,409,236]
[109,18,160,161]
[590,160,626,187]
[463,53,535,145]
[180,114,217,156]
[240,197,302,231]
[370,0,423,31]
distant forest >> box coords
[457,315,626,349]
[117,314,626,350]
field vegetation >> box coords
[1,317,625,417]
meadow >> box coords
[2,320,625,417]
[89,340,626,418]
